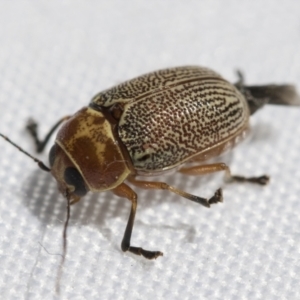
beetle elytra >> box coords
[1,66,299,261]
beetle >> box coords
[1,66,299,260]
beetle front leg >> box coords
[127,176,223,207]
[179,163,269,185]
[113,183,163,259]
[26,116,71,153]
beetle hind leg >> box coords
[179,162,270,185]
[122,246,163,260]
[127,176,223,207]
[113,183,163,260]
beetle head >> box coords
[49,107,131,199]
[49,143,88,201]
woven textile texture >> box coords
[0,1,300,300]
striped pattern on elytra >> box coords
[92,66,223,105]
[91,66,250,172]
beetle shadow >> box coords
[21,169,131,242]
[20,120,273,249]
[21,168,208,248]
[20,120,276,228]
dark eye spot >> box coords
[64,167,87,197]
[49,144,57,167]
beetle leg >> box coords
[179,163,269,185]
[235,70,300,114]
[26,116,71,153]
[127,176,222,207]
[113,183,163,259]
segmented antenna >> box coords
[0,133,50,171]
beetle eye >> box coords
[49,144,57,167]
[64,167,87,197]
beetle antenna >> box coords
[0,133,50,172]
[56,191,71,294]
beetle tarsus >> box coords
[247,175,270,185]
[26,118,42,152]
[26,116,71,153]
[258,175,270,185]
[230,175,270,185]
[125,246,163,259]
[208,188,223,205]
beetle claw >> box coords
[252,175,270,185]
[230,174,270,185]
[127,246,163,259]
[141,250,163,260]
[26,119,38,137]
[208,188,223,205]
[26,117,38,128]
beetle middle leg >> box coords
[113,182,163,259]
[127,176,223,207]
[179,162,269,185]
[26,116,71,153]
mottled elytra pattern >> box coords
[90,66,250,172]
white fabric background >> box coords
[0,1,300,299]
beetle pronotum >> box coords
[1,66,299,262]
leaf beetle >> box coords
[1,66,299,261]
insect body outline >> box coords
[1,65,299,260]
